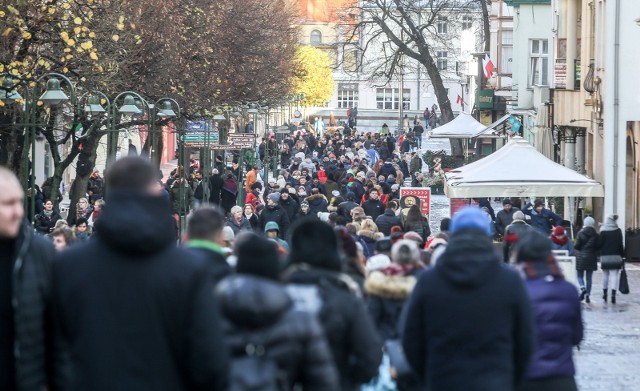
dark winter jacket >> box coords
[305,194,329,217]
[185,243,233,286]
[402,230,534,391]
[169,183,193,215]
[522,276,582,380]
[375,209,401,236]
[409,156,422,176]
[378,162,396,179]
[350,180,366,204]
[597,228,624,256]
[208,174,224,205]
[404,220,431,243]
[365,267,419,340]
[216,275,339,390]
[51,191,229,391]
[522,203,563,234]
[259,204,290,240]
[227,216,253,235]
[34,210,62,235]
[337,200,359,222]
[357,230,379,259]
[362,198,385,220]
[283,266,382,390]
[495,207,521,236]
[574,226,599,271]
[6,222,57,391]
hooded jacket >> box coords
[402,230,534,391]
[51,191,229,391]
[375,209,401,236]
[574,226,599,271]
[216,275,339,390]
[305,194,329,217]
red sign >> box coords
[399,187,431,222]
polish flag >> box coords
[482,54,495,79]
[456,95,464,105]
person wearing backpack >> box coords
[216,233,339,390]
[283,220,383,390]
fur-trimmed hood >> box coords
[365,270,417,299]
[357,229,383,241]
[305,193,327,203]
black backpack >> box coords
[229,333,288,391]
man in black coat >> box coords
[350,172,366,203]
[208,168,224,206]
[0,168,57,391]
[362,188,385,220]
[337,192,359,223]
[284,220,382,390]
[259,192,291,240]
[185,207,233,285]
[375,200,401,236]
[279,188,300,223]
[51,157,229,391]
[494,198,520,238]
[402,207,533,391]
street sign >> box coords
[184,120,219,143]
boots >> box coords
[611,290,616,304]
[579,288,586,301]
[586,294,590,304]
[603,289,608,303]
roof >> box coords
[428,113,499,139]
[444,137,604,198]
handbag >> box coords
[619,266,630,294]
[600,255,624,270]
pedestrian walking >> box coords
[522,199,563,234]
[504,211,533,262]
[514,230,583,391]
[402,206,534,391]
[598,214,625,304]
[550,226,575,256]
[0,167,57,391]
[495,198,520,239]
[574,216,599,303]
[216,233,339,390]
[185,207,233,285]
[51,157,229,390]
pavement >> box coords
[574,264,640,390]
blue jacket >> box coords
[522,203,563,234]
[523,277,583,379]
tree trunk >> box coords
[480,0,490,52]
[68,130,105,225]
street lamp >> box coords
[108,91,146,168]
[150,98,180,168]
[0,72,77,221]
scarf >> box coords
[222,179,238,195]
[600,216,619,232]
[43,210,53,218]
[380,263,422,277]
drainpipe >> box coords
[566,0,578,90]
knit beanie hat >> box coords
[502,198,513,206]
[236,233,281,280]
[513,211,525,220]
[335,227,358,259]
[552,226,566,237]
[515,230,552,263]
[583,216,595,227]
[450,206,491,235]
[268,192,280,203]
[289,220,341,271]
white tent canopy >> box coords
[445,137,604,198]
[428,113,498,139]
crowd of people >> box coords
[0,119,624,391]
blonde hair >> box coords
[360,218,378,233]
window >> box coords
[437,51,448,71]
[337,85,359,109]
[437,16,448,34]
[462,15,473,30]
[376,88,410,110]
[501,31,513,75]
[310,30,322,45]
[529,39,549,86]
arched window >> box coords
[310,30,322,45]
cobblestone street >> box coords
[575,264,640,391]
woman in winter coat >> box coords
[220,173,238,213]
[574,216,599,303]
[549,226,575,256]
[75,197,93,222]
[598,214,625,304]
[402,204,431,245]
[243,204,260,231]
[216,233,339,390]
[34,199,62,235]
[227,205,253,234]
[515,231,583,391]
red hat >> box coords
[552,226,566,237]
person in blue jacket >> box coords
[522,199,563,234]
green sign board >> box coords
[477,89,494,109]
